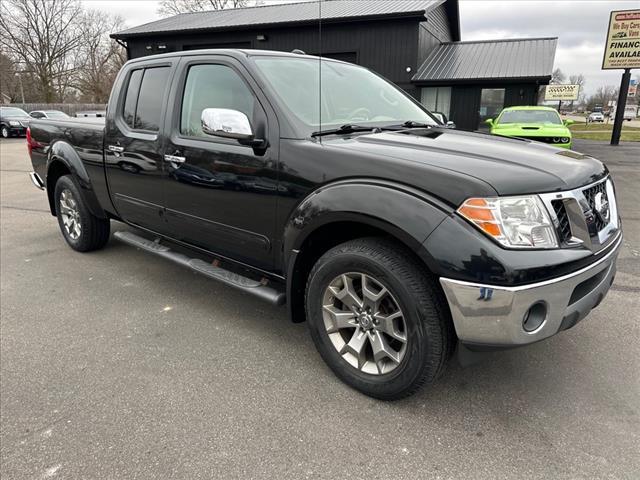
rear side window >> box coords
[123,69,143,128]
[180,64,255,138]
[122,66,170,131]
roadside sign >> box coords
[544,84,580,101]
[602,9,640,70]
[629,79,638,97]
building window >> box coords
[479,88,505,127]
[421,87,451,118]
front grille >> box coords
[552,200,572,243]
[583,181,608,231]
[514,136,565,144]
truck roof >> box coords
[125,48,347,66]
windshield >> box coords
[1,107,29,117]
[497,109,562,125]
[253,57,436,131]
[45,111,70,119]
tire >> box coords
[1,126,9,138]
[54,175,110,252]
[305,237,454,400]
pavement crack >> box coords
[0,205,49,213]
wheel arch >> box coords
[283,180,451,323]
[45,141,106,219]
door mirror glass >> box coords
[201,108,254,140]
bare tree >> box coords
[551,68,566,85]
[568,74,586,109]
[587,85,618,111]
[75,11,126,103]
[0,0,84,102]
[158,0,261,16]
[0,51,21,102]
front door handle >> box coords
[108,145,124,153]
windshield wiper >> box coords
[310,124,379,138]
[402,121,434,128]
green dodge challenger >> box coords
[486,106,574,149]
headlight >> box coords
[552,137,560,143]
[561,137,570,143]
[9,121,20,126]
[458,196,558,249]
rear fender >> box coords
[46,141,106,218]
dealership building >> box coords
[112,0,557,131]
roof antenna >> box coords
[318,0,322,140]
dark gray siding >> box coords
[127,18,423,99]
[416,4,451,72]
[426,3,452,43]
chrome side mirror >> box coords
[446,120,456,128]
[201,108,254,140]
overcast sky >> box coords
[83,0,638,96]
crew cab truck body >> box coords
[28,50,622,399]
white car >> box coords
[29,110,70,120]
[588,112,604,123]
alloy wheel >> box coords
[59,189,82,240]
[322,272,408,375]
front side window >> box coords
[180,64,255,138]
[122,66,170,131]
[497,109,562,125]
[253,57,435,131]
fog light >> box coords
[523,302,547,332]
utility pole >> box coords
[611,69,631,146]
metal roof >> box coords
[113,0,444,39]
[412,37,558,83]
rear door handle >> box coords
[108,145,124,153]
[164,154,186,169]
[164,154,186,164]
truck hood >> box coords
[326,128,606,196]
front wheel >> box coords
[305,238,454,400]
[54,175,110,252]
[1,126,9,138]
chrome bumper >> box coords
[439,234,622,348]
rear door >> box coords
[104,59,176,233]
[160,54,280,270]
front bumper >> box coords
[439,233,622,349]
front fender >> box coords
[284,179,451,273]
[46,141,106,218]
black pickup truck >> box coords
[28,50,622,399]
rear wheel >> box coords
[54,175,110,252]
[305,237,454,400]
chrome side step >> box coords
[114,231,286,306]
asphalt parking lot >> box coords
[1,137,639,479]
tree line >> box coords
[0,0,126,104]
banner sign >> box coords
[602,9,640,70]
[544,85,580,102]
[629,79,638,98]
[544,84,580,101]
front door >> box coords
[104,60,175,233]
[161,56,279,270]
